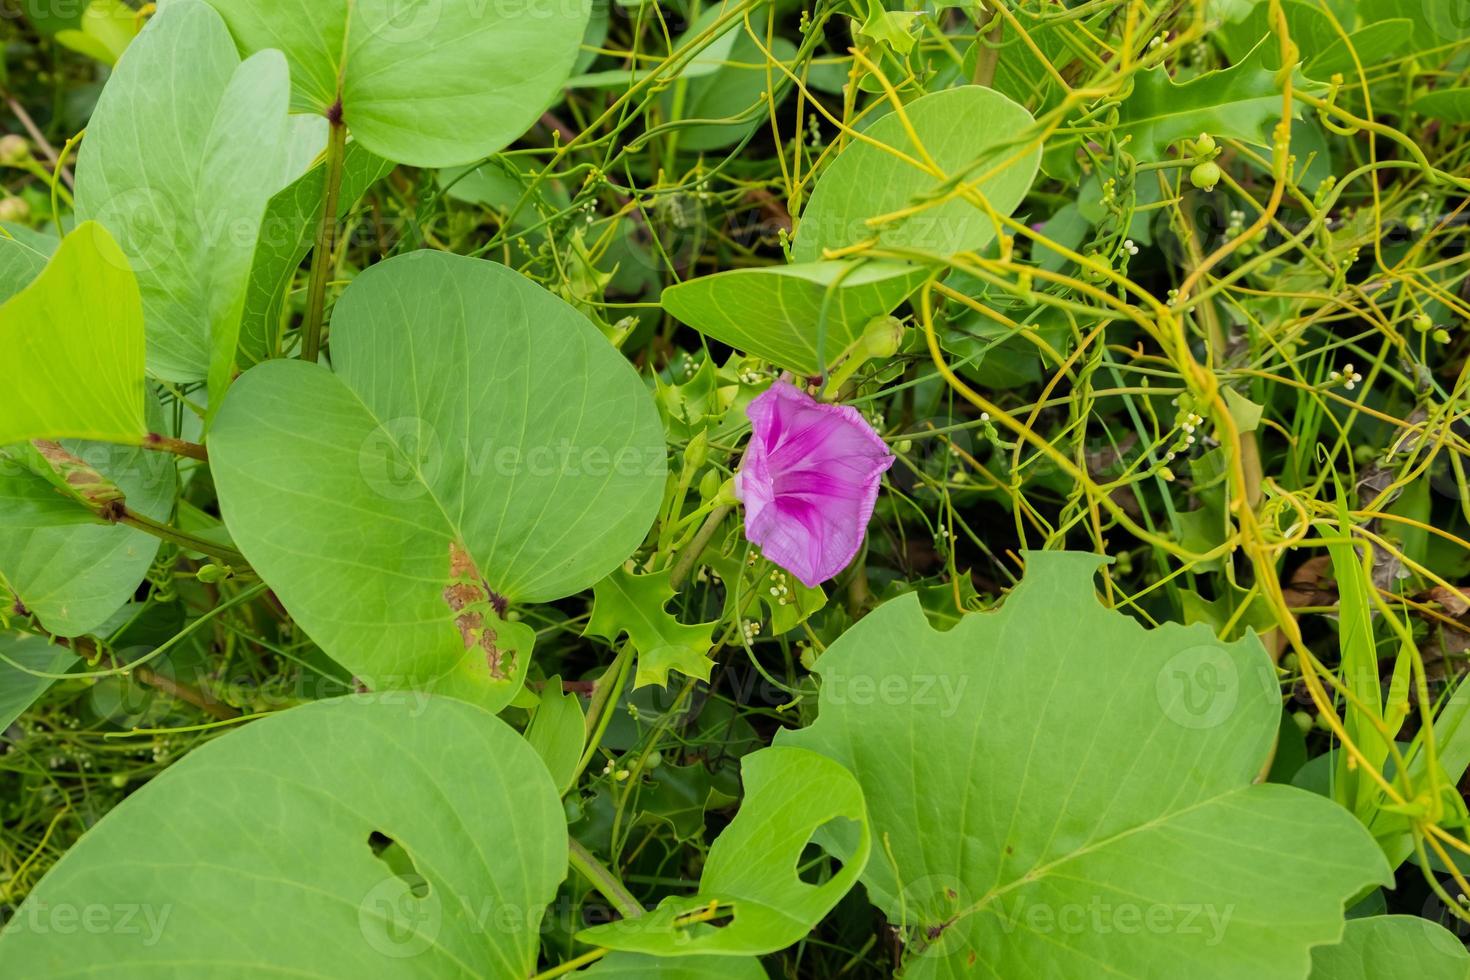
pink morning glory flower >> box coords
[734,380,894,587]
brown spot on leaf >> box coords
[443,542,512,681]
[443,582,484,612]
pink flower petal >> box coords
[735,381,893,587]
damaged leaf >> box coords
[210,251,665,711]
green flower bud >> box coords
[698,468,721,500]
[0,135,30,167]
[683,430,708,470]
[1433,328,1451,344]
[1194,132,1216,155]
[0,197,29,223]
[1413,313,1433,332]
[196,563,226,583]
[1189,161,1221,191]
[858,315,904,359]
[1292,710,1312,734]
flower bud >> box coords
[1194,132,1216,155]
[683,430,708,470]
[0,197,28,222]
[1189,161,1221,191]
[1413,313,1433,332]
[1433,328,1451,344]
[0,135,30,166]
[699,468,721,500]
[858,315,904,360]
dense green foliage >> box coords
[3,0,1470,976]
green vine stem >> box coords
[300,102,348,363]
[567,836,644,920]
[668,502,734,591]
[117,508,250,569]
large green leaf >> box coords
[792,86,1040,261]
[0,399,174,637]
[75,0,292,388]
[661,261,925,376]
[0,696,567,976]
[210,251,666,710]
[203,0,589,167]
[0,633,75,732]
[579,746,869,956]
[778,551,1390,978]
[237,139,393,367]
[0,221,145,445]
[1309,915,1470,979]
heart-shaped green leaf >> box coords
[75,0,292,388]
[792,86,1041,262]
[579,746,869,956]
[204,0,589,167]
[779,551,1390,978]
[210,251,665,709]
[1309,915,1470,979]
[661,261,925,376]
[0,221,145,445]
[0,696,567,976]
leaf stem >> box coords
[668,503,733,591]
[567,836,644,920]
[142,433,207,461]
[571,643,633,786]
[117,507,250,568]
[300,107,348,363]
[51,634,239,722]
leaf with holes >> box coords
[778,551,1389,978]
[0,696,567,976]
[578,746,869,957]
[203,0,588,167]
[586,567,717,689]
[75,0,292,390]
[210,251,666,711]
